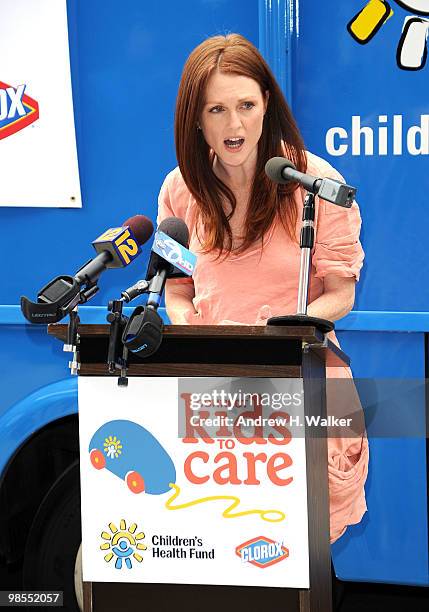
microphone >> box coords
[120,216,195,303]
[20,215,154,324]
[75,215,154,284]
[146,217,190,306]
[265,157,356,207]
[264,158,359,333]
[122,217,192,356]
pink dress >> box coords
[157,150,369,543]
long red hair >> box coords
[175,33,307,254]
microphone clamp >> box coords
[21,275,81,324]
[121,279,151,303]
[122,305,164,357]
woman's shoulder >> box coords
[162,166,195,204]
[305,150,345,182]
[161,165,189,194]
[158,165,197,224]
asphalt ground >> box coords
[1,559,428,611]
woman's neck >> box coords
[213,151,257,192]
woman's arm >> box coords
[306,274,355,321]
[165,279,198,324]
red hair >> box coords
[175,33,307,254]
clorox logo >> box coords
[0,81,39,140]
[236,536,289,568]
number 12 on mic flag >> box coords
[93,226,141,267]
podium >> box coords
[48,323,350,612]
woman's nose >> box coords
[227,110,243,130]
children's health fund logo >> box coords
[100,519,147,570]
[0,82,39,140]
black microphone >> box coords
[264,158,358,333]
[265,157,356,207]
[120,217,190,303]
[145,217,190,283]
[20,215,154,324]
[122,217,190,356]
[75,215,154,285]
[146,217,190,306]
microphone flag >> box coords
[151,230,196,276]
[92,226,142,268]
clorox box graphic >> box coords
[0,81,39,140]
[236,536,289,568]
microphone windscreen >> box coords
[122,215,154,246]
[265,156,296,184]
[158,217,189,248]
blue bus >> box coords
[0,1,427,610]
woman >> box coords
[157,33,368,543]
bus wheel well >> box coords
[0,415,79,564]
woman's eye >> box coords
[241,101,255,110]
[209,106,223,113]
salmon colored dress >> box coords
[157,151,369,543]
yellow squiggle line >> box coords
[165,483,285,522]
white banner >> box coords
[0,0,81,207]
[79,377,310,588]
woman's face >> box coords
[200,71,268,171]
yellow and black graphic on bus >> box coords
[348,0,429,70]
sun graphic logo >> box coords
[100,519,147,570]
[348,1,429,70]
[103,435,122,459]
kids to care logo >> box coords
[0,81,39,140]
[236,536,289,568]
[348,1,429,70]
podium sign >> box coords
[79,376,310,589]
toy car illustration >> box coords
[88,419,176,494]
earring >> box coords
[196,122,201,130]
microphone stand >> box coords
[106,299,131,387]
[63,306,81,375]
[107,300,127,370]
[267,191,334,334]
[106,279,152,387]
[63,282,102,375]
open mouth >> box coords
[224,137,245,150]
